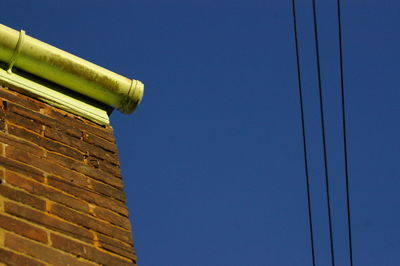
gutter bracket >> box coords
[7,30,25,74]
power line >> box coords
[291,1,316,265]
[336,0,354,265]
[311,0,336,265]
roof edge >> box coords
[0,67,110,125]
[0,24,144,117]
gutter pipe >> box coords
[0,24,143,114]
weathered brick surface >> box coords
[6,146,90,187]
[98,160,122,178]
[83,132,118,153]
[51,234,135,266]
[0,156,44,182]
[0,118,5,132]
[0,247,46,266]
[5,171,89,213]
[0,184,46,211]
[50,203,132,244]
[97,233,137,261]
[1,110,43,134]
[0,213,48,243]
[0,86,43,111]
[5,201,93,244]
[0,132,45,156]
[94,206,131,230]
[47,151,124,189]
[48,176,128,216]
[7,102,80,138]
[0,86,136,265]
[5,233,96,266]
[43,107,115,142]
[91,179,126,202]
[8,125,84,160]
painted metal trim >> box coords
[0,67,109,125]
[0,24,144,116]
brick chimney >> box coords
[0,25,143,265]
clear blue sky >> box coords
[3,1,400,265]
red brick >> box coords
[93,206,131,230]
[88,145,120,165]
[5,171,89,213]
[50,203,132,244]
[0,213,48,243]
[0,87,42,111]
[98,160,122,178]
[5,201,94,243]
[51,233,135,266]
[8,125,84,160]
[0,87,137,262]
[44,107,114,142]
[6,146,90,188]
[0,156,44,182]
[5,111,43,134]
[44,126,83,150]
[7,102,56,127]
[83,165,124,189]
[91,179,126,202]
[86,155,100,168]
[0,184,46,211]
[97,233,137,261]
[47,150,79,166]
[46,152,124,190]
[45,126,119,165]
[5,233,95,266]
[0,117,5,132]
[0,131,45,157]
[47,151,124,189]
[83,132,117,153]
[0,247,46,266]
[47,176,128,216]
[6,103,81,138]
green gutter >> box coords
[0,24,144,124]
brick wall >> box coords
[0,86,137,265]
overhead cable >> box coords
[311,0,336,265]
[291,1,316,265]
[336,0,354,265]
